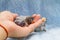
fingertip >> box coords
[33,14,41,22]
[32,14,37,17]
[13,14,18,17]
[37,14,41,18]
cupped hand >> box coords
[0,11,43,38]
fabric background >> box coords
[0,0,60,40]
[0,0,60,25]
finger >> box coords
[26,19,42,33]
[32,14,41,17]
[32,14,37,17]
[29,19,42,28]
[32,17,46,27]
[12,13,18,18]
[2,11,18,18]
[34,14,41,19]
[33,14,41,22]
[27,18,46,32]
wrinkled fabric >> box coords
[0,0,60,40]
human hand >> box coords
[0,11,18,21]
[0,11,44,38]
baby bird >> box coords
[14,16,34,27]
[14,16,46,32]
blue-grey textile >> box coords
[0,0,60,25]
[0,0,60,40]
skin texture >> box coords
[0,11,44,38]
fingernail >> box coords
[42,17,46,22]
